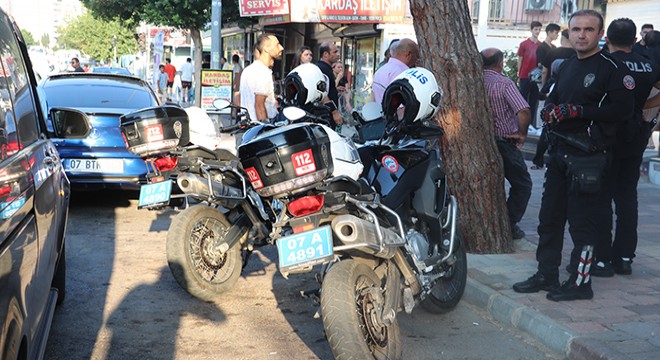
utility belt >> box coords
[548,130,609,195]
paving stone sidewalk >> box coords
[463,153,660,360]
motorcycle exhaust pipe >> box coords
[176,173,243,199]
[331,214,402,259]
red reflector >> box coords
[293,223,316,234]
[154,156,178,172]
[287,195,324,217]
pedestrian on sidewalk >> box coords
[593,18,660,276]
[180,57,194,105]
[633,23,654,55]
[231,54,243,118]
[239,34,283,123]
[164,58,176,101]
[536,23,561,88]
[316,41,344,128]
[290,46,313,71]
[480,48,533,240]
[157,64,168,104]
[517,21,542,128]
[513,10,635,302]
[372,38,419,103]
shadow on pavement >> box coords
[104,265,226,360]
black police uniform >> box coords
[596,51,660,268]
[536,50,634,279]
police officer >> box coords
[512,10,635,301]
[593,19,660,276]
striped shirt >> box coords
[483,69,529,137]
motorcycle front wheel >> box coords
[166,205,242,301]
[321,259,402,360]
[420,231,468,314]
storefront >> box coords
[240,0,414,93]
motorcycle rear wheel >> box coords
[321,259,402,360]
[167,205,241,301]
[420,232,467,314]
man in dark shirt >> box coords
[593,19,660,277]
[513,10,635,302]
[316,42,342,127]
[537,23,560,74]
[541,30,576,88]
[632,23,654,55]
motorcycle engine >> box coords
[406,229,430,262]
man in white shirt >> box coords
[180,57,194,104]
[240,34,283,122]
[372,38,419,103]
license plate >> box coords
[277,226,333,271]
[291,149,316,176]
[138,180,172,209]
[66,158,124,173]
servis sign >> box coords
[239,0,289,16]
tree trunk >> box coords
[191,27,203,107]
[410,0,513,253]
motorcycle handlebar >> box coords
[220,124,241,133]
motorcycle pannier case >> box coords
[238,123,333,197]
[120,105,190,157]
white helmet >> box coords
[382,67,442,123]
[284,63,329,107]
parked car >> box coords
[0,8,70,360]
[37,73,161,189]
[90,66,132,76]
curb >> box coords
[463,278,630,360]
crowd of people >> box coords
[135,13,660,305]
[481,11,660,302]
[234,35,421,132]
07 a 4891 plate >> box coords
[277,226,333,271]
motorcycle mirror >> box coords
[212,99,231,110]
[282,106,306,121]
[361,102,383,122]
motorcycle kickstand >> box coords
[241,249,253,269]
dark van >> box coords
[0,7,70,360]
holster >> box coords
[563,151,608,195]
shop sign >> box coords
[289,0,406,23]
[200,70,233,110]
[239,0,290,16]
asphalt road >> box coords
[44,191,564,360]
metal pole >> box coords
[211,0,222,69]
[113,35,118,65]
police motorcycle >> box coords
[116,64,343,301]
[224,65,466,359]
[119,101,276,300]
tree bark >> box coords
[410,0,513,253]
[191,27,203,107]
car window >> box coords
[0,18,39,147]
[43,83,158,110]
